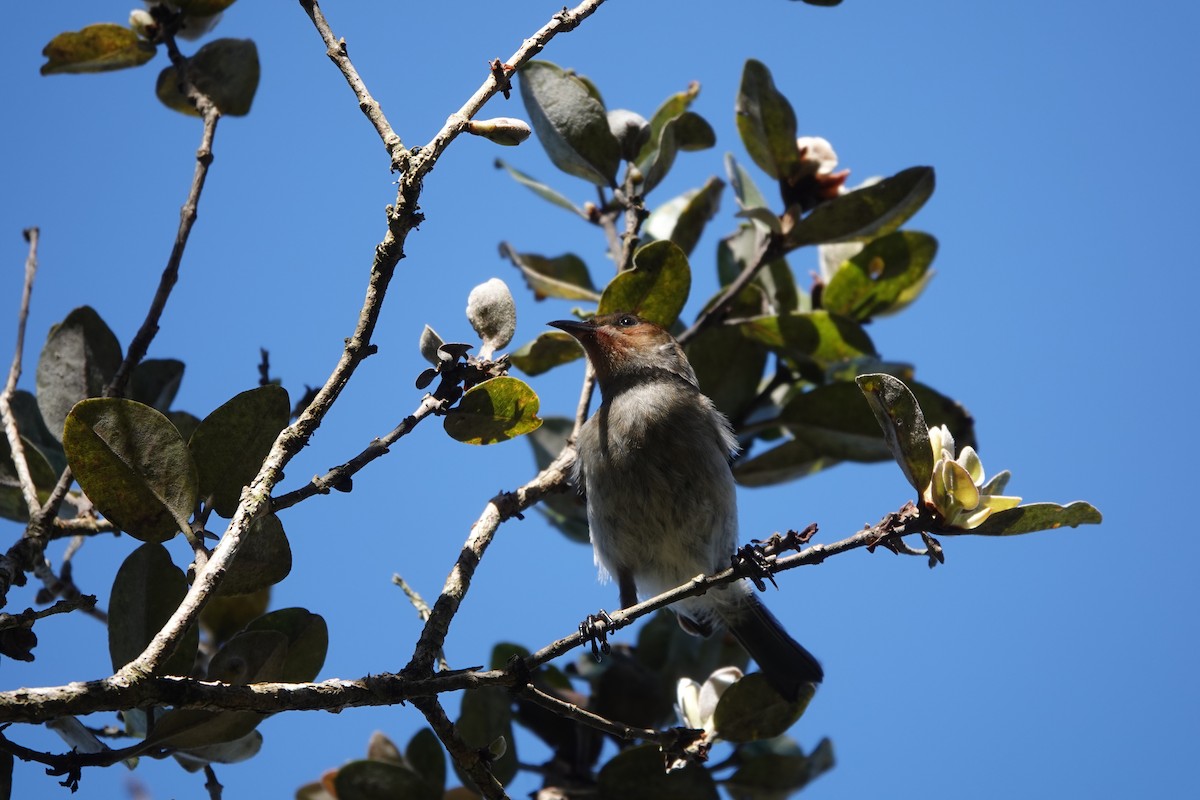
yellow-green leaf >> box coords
[967,502,1103,536]
[64,398,198,542]
[598,240,691,327]
[510,332,584,376]
[41,24,156,75]
[444,377,542,445]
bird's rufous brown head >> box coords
[548,313,697,393]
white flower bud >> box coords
[796,136,839,175]
[467,117,532,146]
[129,8,156,39]
[466,278,516,359]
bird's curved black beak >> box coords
[548,319,591,339]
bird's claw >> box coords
[733,542,778,592]
[579,610,614,661]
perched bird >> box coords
[549,312,823,700]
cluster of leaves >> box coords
[0,305,328,769]
[503,57,962,520]
[41,1,259,117]
[858,373,1101,538]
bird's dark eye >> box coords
[616,314,637,328]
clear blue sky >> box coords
[1,1,1196,798]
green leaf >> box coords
[712,672,814,742]
[736,60,800,181]
[856,373,933,494]
[737,379,973,487]
[786,166,935,248]
[636,82,700,164]
[189,385,289,517]
[8,390,66,474]
[643,177,725,257]
[147,707,265,751]
[510,332,584,377]
[65,398,198,542]
[172,730,263,770]
[216,512,291,596]
[725,153,772,212]
[108,543,198,675]
[733,438,839,487]
[598,240,692,327]
[156,38,260,117]
[454,687,517,789]
[406,728,446,797]
[822,231,938,320]
[688,286,770,421]
[735,310,876,367]
[130,359,185,412]
[443,376,543,445]
[493,159,584,216]
[597,744,719,800]
[36,306,123,441]
[243,607,329,682]
[0,435,58,521]
[634,611,749,703]
[967,502,1103,536]
[776,381,896,461]
[500,244,600,302]
[336,760,439,800]
[640,111,716,194]
[519,61,621,187]
[724,737,836,799]
[525,417,590,543]
[199,589,269,646]
[166,410,202,443]
[208,629,289,684]
[41,23,156,75]
[717,225,800,314]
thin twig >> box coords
[203,764,223,800]
[517,683,663,744]
[677,228,774,346]
[394,574,449,672]
[271,392,446,512]
[0,595,96,631]
[298,0,405,166]
[407,0,609,185]
[405,446,576,675]
[522,506,927,670]
[0,228,41,515]
[48,517,117,540]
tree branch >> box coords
[411,695,509,800]
[271,392,446,512]
[0,228,41,516]
[297,0,405,166]
[677,228,774,346]
[110,0,611,684]
[0,504,929,725]
[405,446,576,675]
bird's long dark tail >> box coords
[724,594,823,701]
